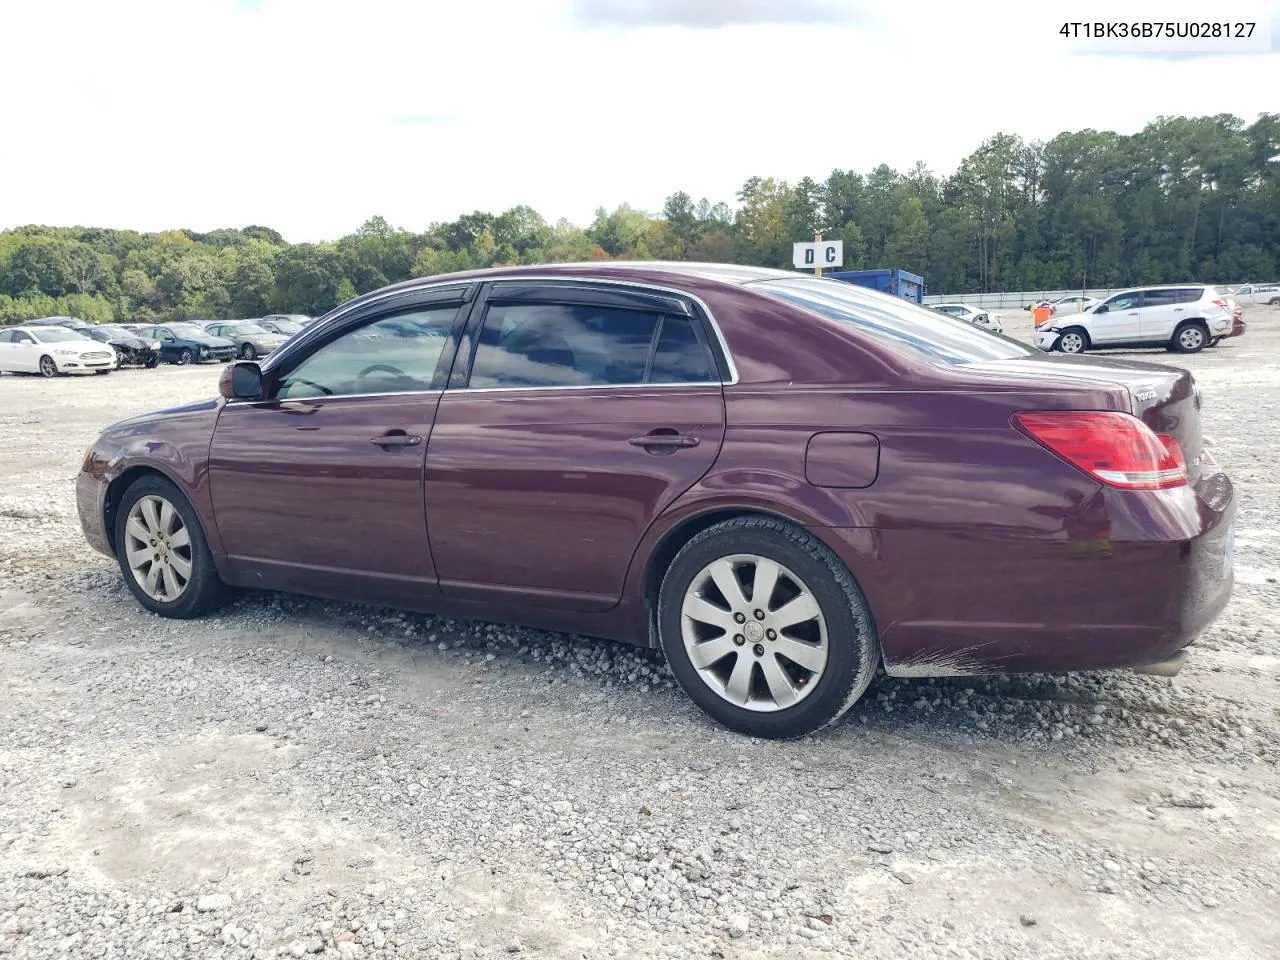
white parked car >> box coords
[1031,294,1100,318]
[931,303,1004,333]
[0,325,119,377]
[1035,285,1232,355]
[1227,283,1280,306]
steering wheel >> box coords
[356,363,407,385]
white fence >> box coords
[921,289,1130,310]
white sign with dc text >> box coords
[793,240,843,269]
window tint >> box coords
[750,278,1034,365]
[1142,289,1180,307]
[1105,293,1140,311]
[274,305,459,400]
[469,303,658,388]
[649,316,715,383]
[1176,288,1205,303]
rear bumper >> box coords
[817,466,1235,678]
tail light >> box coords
[1212,298,1228,310]
[1012,411,1187,490]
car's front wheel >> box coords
[176,348,194,365]
[240,343,257,360]
[38,355,58,378]
[113,475,228,618]
[1055,328,1089,354]
[658,517,879,739]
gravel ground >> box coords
[1,309,1278,960]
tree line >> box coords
[1,112,1275,324]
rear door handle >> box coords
[370,431,423,449]
[628,432,700,449]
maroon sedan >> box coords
[77,263,1235,738]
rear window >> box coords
[750,277,1035,365]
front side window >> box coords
[232,323,268,335]
[1104,293,1140,311]
[469,303,658,389]
[274,305,459,400]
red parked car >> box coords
[77,263,1235,738]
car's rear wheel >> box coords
[38,355,58,377]
[240,343,256,360]
[176,348,194,365]
[113,475,228,618]
[1055,328,1089,354]
[1172,322,1207,353]
[658,517,879,739]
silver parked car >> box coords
[203,320,290,361]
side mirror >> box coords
[1093,305,1108,314]
[219,361,264,401]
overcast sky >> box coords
[2,0,1276,242]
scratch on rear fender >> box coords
[883,647,996,678]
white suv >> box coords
[1035,285,1232,355]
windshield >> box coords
[232,323,269,335]
[168,323,207,337]
[750,277,1035,365]
[31,328,90,343]
[268,319,302,334]
[96,325,131,338]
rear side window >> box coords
[467,304,716,388]
[1142,289,1180,306]
[1177,288,1206,303]
[750,278,1034,365]
[649,316,715,383]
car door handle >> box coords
[1173,308,1185,312]
[628,431,700,449]
[370,431,423,449]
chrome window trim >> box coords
[222,381,724,406]
[261,274,740,385]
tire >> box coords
[240,343,256,361]
[113,474,228,618]
[1055,328,1089,354]
[658,517,879,739]
[1268,297,1280,306]
[38,355,58,378]
[145,356,160,369]
[1208,338,1222,348]
[177,348,194,365]
[1172,322,1207,354]
[95,369,111,375]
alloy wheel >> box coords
[680,554,829,712]
[39,356,57,377]
[1059,332,1084,353]
[123,495,193,602]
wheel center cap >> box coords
[744,621,765,643]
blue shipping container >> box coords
[825,268,926,304]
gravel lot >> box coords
[2,308,1278,960]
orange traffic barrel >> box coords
[1033,305,1052,327]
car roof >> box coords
[376,260,797,294]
